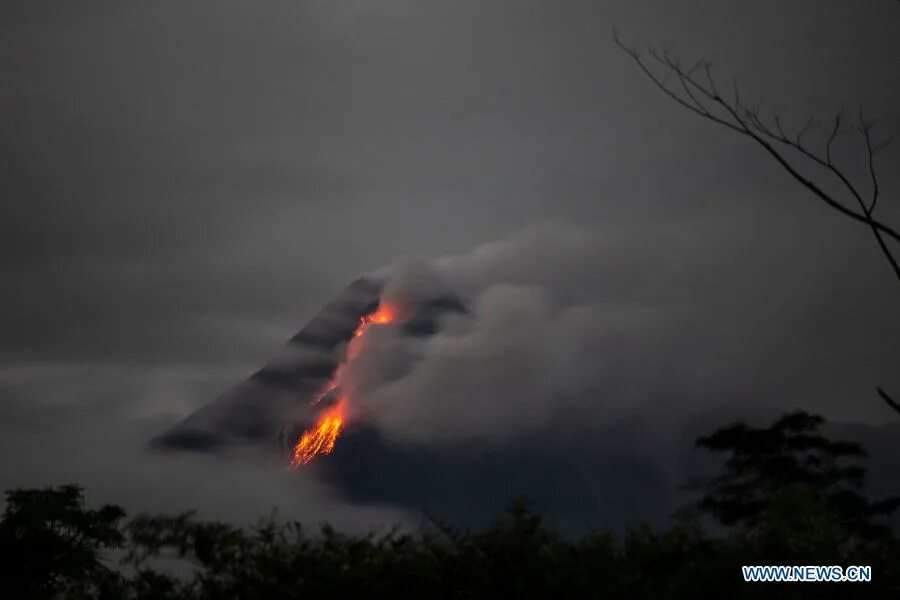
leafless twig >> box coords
[613,29,900,284]
[878,388,900,416]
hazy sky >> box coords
[2,0,898,523]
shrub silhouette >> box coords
[2,412,898,598]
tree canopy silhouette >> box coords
[694,412,900,543]
[0,485,125,599]
[2,412,899,598]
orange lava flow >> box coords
[289,304,395,468]
[289,397,347,468]
[356,305,395,333]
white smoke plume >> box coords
[342,219,900,444]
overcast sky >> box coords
[2,0,899,522]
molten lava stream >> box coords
[289,397,347,468]
[289,304,396,469]
[357,305,395,332]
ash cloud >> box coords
[347,221,900,444]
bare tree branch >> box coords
[614,29,899,420]
[825,111,846,166]
[613,30,900,284]
[878,388,900,416]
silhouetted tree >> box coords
[0,485,126,599]
[3,412,899,597]
[694,411,900,543]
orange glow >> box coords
[289,397,346,468]
[289,303,396,469]
[355,305,396,335]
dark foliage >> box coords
[0,485,126,599]
[2,413,898,599]
[695,412,900,539]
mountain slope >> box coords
[152,277,383,451]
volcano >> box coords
[153,276,900,533]
[152,276,466,454]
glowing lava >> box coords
[289,304,396,468]
[356,305,395,332]
[289,397,347,468]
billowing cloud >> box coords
[343,221,900,444]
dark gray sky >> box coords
[1,0,899,522]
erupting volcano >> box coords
[152,276,465,456]
[289,304,396,468]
